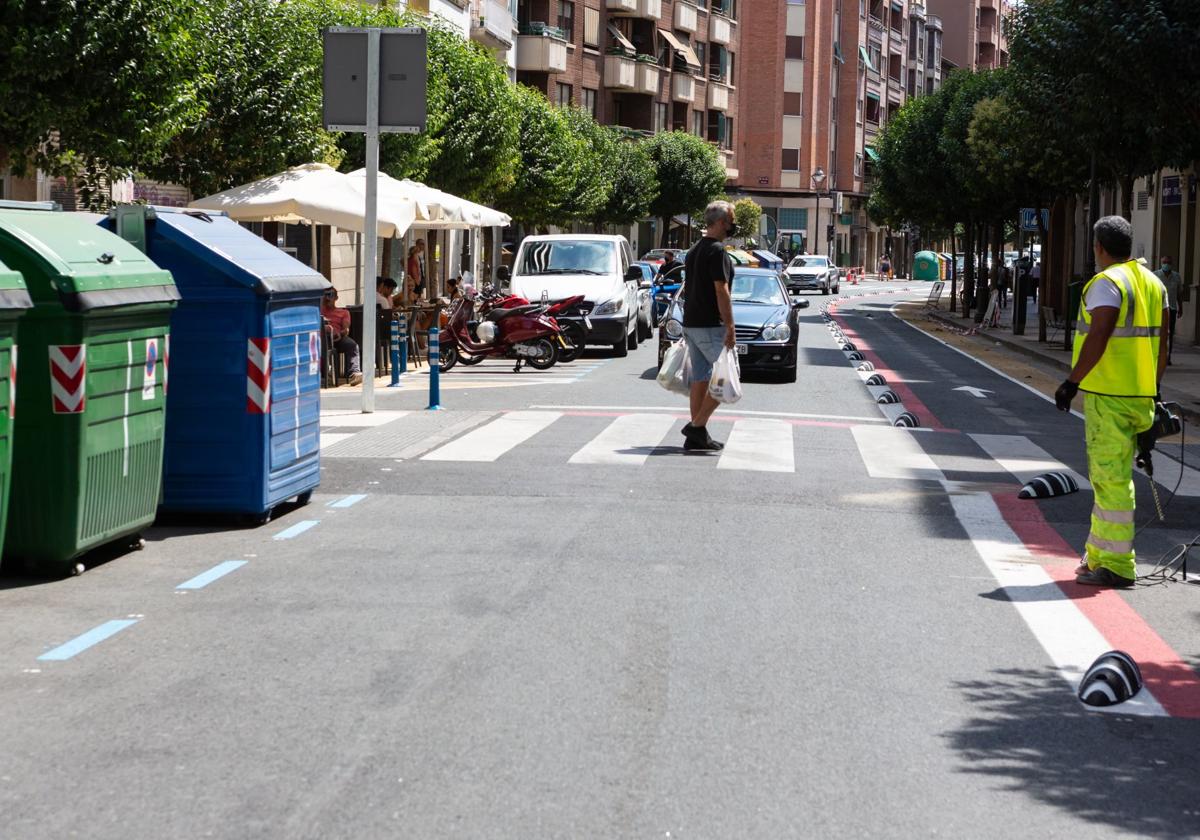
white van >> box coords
[503,234,650,357]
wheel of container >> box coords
[296,491,313,506]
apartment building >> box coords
[734,0,943,271]
[925,0,1008,72]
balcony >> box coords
[606,0,637,13]
[634,60,661,95]
[604,54,637,90]
[708,81,729,111]
[470,0,514,50]
[637,0,662,18]
[516,32,568,73]
[980,0,996,8]
[675,1,698,34]
[671,72,696,103]
[709,13,733,46]
[978,22,996,45]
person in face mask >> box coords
[1153,256,1182,365]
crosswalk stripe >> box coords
[851,425,944,481]
[718,419,795,473]
[968,433,1091,489]
[568,413,676,466]
[421,410,562,462]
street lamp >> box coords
[811,167,826,256]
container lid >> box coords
[0,254,33,311]
[0,208,177,311]
[915,250,939,261]
[136,207,331,296]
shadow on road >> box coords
[946,667,1200,837]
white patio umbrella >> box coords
[189,162,419,238]
[347,169,510,229]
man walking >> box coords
[1154,256,1182,365]
[1055,216,1169,588]
[681,201,738,452]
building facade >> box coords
[925,0,1008,72]
[734,0,943,272]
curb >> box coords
[920,307,1200,427]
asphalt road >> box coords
[1,278,1197,839]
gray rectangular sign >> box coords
[323,27,428,134]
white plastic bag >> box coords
[707,347,743,404]
[656,339,691,396]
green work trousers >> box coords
[1083,393,1156,580]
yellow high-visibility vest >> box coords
[1072,260,1165,397]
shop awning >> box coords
[865,145,880,163]
[858,45,875,72]
[659,29,701,68]
[865,90,881,101]
[607,24,635,54]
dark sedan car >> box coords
[656,267,808,382]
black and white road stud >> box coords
[1018,472,1080,499]
[1078,650,1143,707]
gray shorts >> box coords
[684,326,726,385]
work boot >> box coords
[1075,566,1135,589]
[349,372,364,386]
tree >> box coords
[645,132,727,246]
[562,107,616,226]
[733,198,762,246]
[598,137,658,228]
[495,85,580,229]
[144,0,342,197]
[0,0,202,200]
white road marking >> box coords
[319,433,355,450]
[946,486,1165,717]
[320,410,409,427]
[718,419,795,473]
[568,413,676,466]
[851,425,943,480]
[528,405,889,423]
[969,433,1091,489]
[421,411,562,462]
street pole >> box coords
[815,192,821,256]
[361,28,380,413]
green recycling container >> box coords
[0,252,33,556]
[0,203,179,576]
[913,251,941,281]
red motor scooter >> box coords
[475,287,590,363]
[439,292,563,373]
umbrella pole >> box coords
[310,223,318,271]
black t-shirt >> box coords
[682,238,733,327]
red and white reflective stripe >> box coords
[163,334,170,395]
[308,331,320,377]
[246,338,271,414]
[49,344,86,414]
[9,345,16,420]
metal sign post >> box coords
[323,26,427,413]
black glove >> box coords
[1055,379,1079,412]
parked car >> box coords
[630,262,657,341]
[656,267,808,382]
[785,254,839,295]
[506,234,644,357]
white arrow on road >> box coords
[954,386,994,399]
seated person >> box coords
[321,288,363,386]
[376,277,397,310]
[446,277,463,301]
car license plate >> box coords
[583,316,593,330]
[736,343,748,355]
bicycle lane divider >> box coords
[177,560,248,591]
[327,494,367,509]
[845,293,1200,717]
[38,618,141,662]
[273,520,320,540]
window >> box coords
[654,102,669,133]
[556,83,572,107]
[696,41,706,72]
[785,36,804,60]
[784,92,803,116]
[723,116,734,150]
[583,87,597,117]
[584,8,600,48]
[558,1,574,42]
[856,96,863,123]
[868,44,882,73]
[855,152,863,177]
[865,94,880,123]
[888,52,901,82]
[693,110,704,136]
[707,110,726,143]
[782,148,800,171]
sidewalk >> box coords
[923,293,1200,424]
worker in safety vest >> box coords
[1055,216,1169,588]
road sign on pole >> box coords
[323,27,427,413]
[1020,208,1050,233]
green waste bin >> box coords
[0,203,179,576]
[0,251,33,556]
[913,251,941,281]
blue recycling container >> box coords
[102,206,329,519]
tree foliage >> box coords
[562,107,617,225]
[732,198,762,245]
[495,85,580,229]
[646,132,728,225]
[600,138,659,228]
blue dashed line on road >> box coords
[328,494,367,508]
[273,520,319,540]
[38,619,139,661]
[177,560,248,590]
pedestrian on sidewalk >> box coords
[880,254,892,281]
[320,288,364,386]
[681,201,738,452]
[1154,256,1182,365]
[1054,216,1169,589]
